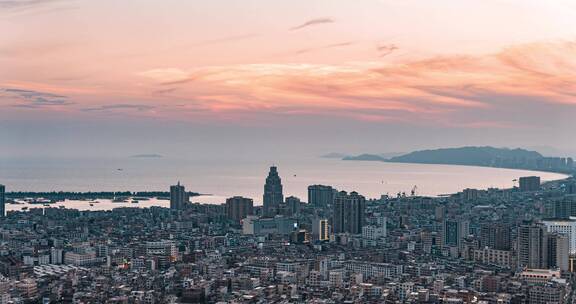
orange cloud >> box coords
[4,41,576,128]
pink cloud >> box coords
[3,41,576,128]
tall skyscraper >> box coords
[263,166,283,217]
[480,223,512,250]
[518,222,548,269]
[170,182,187,210]
[308,185,335,208]
[0,184,4,217]
[333,191,366,234]
[443,219,469,247]
[548,233,569,271]
[225,196,254,223]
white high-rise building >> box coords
[362,225,386,240]
[542,219,576,254]
[50,248,63,265]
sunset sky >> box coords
[1,0,576,159]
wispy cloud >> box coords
[83,104,155,112]
[376,43,399,57]
[152,88,178,96]
[0,0,68,11]
[6,41,576,130]
[290,18,334,31]
[142,41,576,127]
[293,41,355,55]
[1,88,73,108]
[189,34,259,47]
[139,68,190,84]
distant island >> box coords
[337,152,404,161]
[343,154,387,161]
[343,146,575,174]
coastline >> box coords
[2,161,571,213]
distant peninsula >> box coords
[343,146,575,174]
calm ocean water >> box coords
[0,156,568,211]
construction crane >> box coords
[411,185,418,196]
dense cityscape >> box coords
[0,164,576,303]
[2,1,576,303]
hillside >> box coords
[387,146,542,166]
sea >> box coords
[0,156,568,212]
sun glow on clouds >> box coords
[2,41,575,128]
[1,0,576,130]
[127,41,576,125]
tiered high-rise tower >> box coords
[263,166,283,217]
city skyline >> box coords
[3,2,576,303]
[1,0,576,159]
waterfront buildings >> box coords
[169,182,187,210]
[0,168,574,303]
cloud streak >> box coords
[0,0,67,11]
[290,18,334,31]
[135,41,576,128]
[376,43,399,57]
[1,88,73,108]
[293,41,355,55]
[83,104,155,112]
[188,34,259,47]
[4,41,576,131]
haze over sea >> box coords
[0,156,567,208]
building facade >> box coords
[308,185,335,208]
[225,196,254,223]
[333,191,366,234]
[170,182,187,210]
